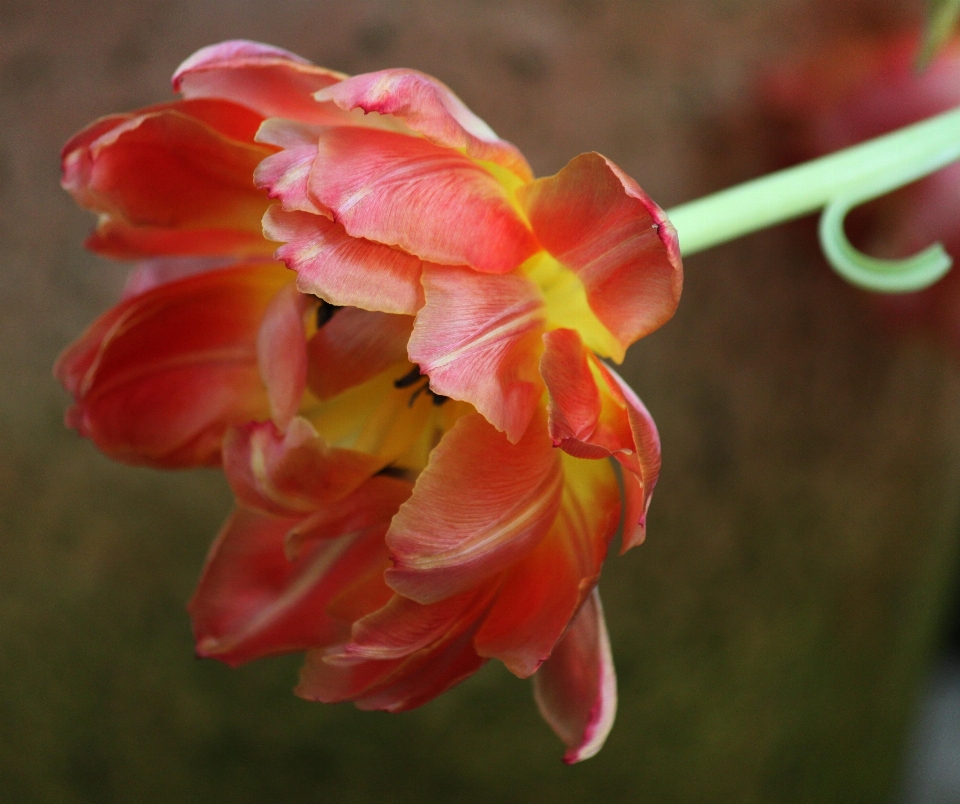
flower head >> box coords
[57,40,683,762]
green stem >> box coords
[665,105,960,291]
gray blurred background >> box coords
[3,1,960,802]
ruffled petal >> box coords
[521,152,683,359]
[263,206,424,315]
[254,120,327,215]
[256,283,310,427]
[316,68,533,181]
[474,454,620,677]
[172,40,353,126]
[223,417,385,517]
[53,263,290,467]
[62,103,275,259]
[408,264,545,442]
[307,308,414,400]
[307,125,537,273]
[540,329,661,550]
[601,364,661,551]
[533,588,617,764]
[188,506,389,666]
[331,590,481,662]
[286,475,413,558]
[385,411,563,604]
[297,587,492,711]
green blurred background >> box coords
[3,0,959,801]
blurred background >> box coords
[3,0,960,801]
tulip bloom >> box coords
[57,40,684,762]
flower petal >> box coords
[533,588,617,764]
[307,308,414,400]
[298,589,492,711]
[474,454,620,677]
[172,40,352,126]
[408,264,545,442]
[521,152,683,359]
[254,120,327,215]
[332,590,482,662]
[316,68,533,181]
[62,103,275,259]
[263,206,424,315]
[188,506,389,666]
[223,417,385,517]
[53,263,290,467]
[121,256,238,299]
[540,329,661,550]
[601,364,661,551]
[307,125,537,273]
[385,411,563,604]
[256,283,310,427]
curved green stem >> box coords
[665,106,960,292]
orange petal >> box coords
[307,308,414,400]
[315,68,533,181]
[474,454,620,677]
[188,506,389,666]
[172,40,352,126]
[336,590,482,662]
[298,587,492,711]
[120,256,238,299]
[385,411,563,604]
[62,103,275,260]
[264,206,424,316]
[53,263,289,468]
[540,329,661,550]
[521,152,682,357]
[408,264,545,442]
[257,283,311,427]
[223,417,384,517]
[307,126,537,273]
[533,588,617,764]
[286,474,413,559]
[599,364,661,551]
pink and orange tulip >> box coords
[57,40,683,762]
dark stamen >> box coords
[393,365,423,389]
[316,301,341,329]
[428,389,449,406]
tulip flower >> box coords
[58,39,682,762]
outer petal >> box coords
[521,152,683,359]
[540,329,661,550]
[172,40,353,126]
[254,120,327,215]
[331,590,482,662]
[121,256,238,299]
[385,411,563,604]
[53,263,290,468]
[264,206,424,315]
[297,587,493,711]
[409,264,545,442]
[602,364,661,551]
[307,125,537,274]
[474,454,620,677]
[188,507,390,666]
[316,68,533,181]
[533,588,617,764]
[307,308,414,400]
[256,283,311,427]
[223,418,384,517]
[62,103,274,259]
